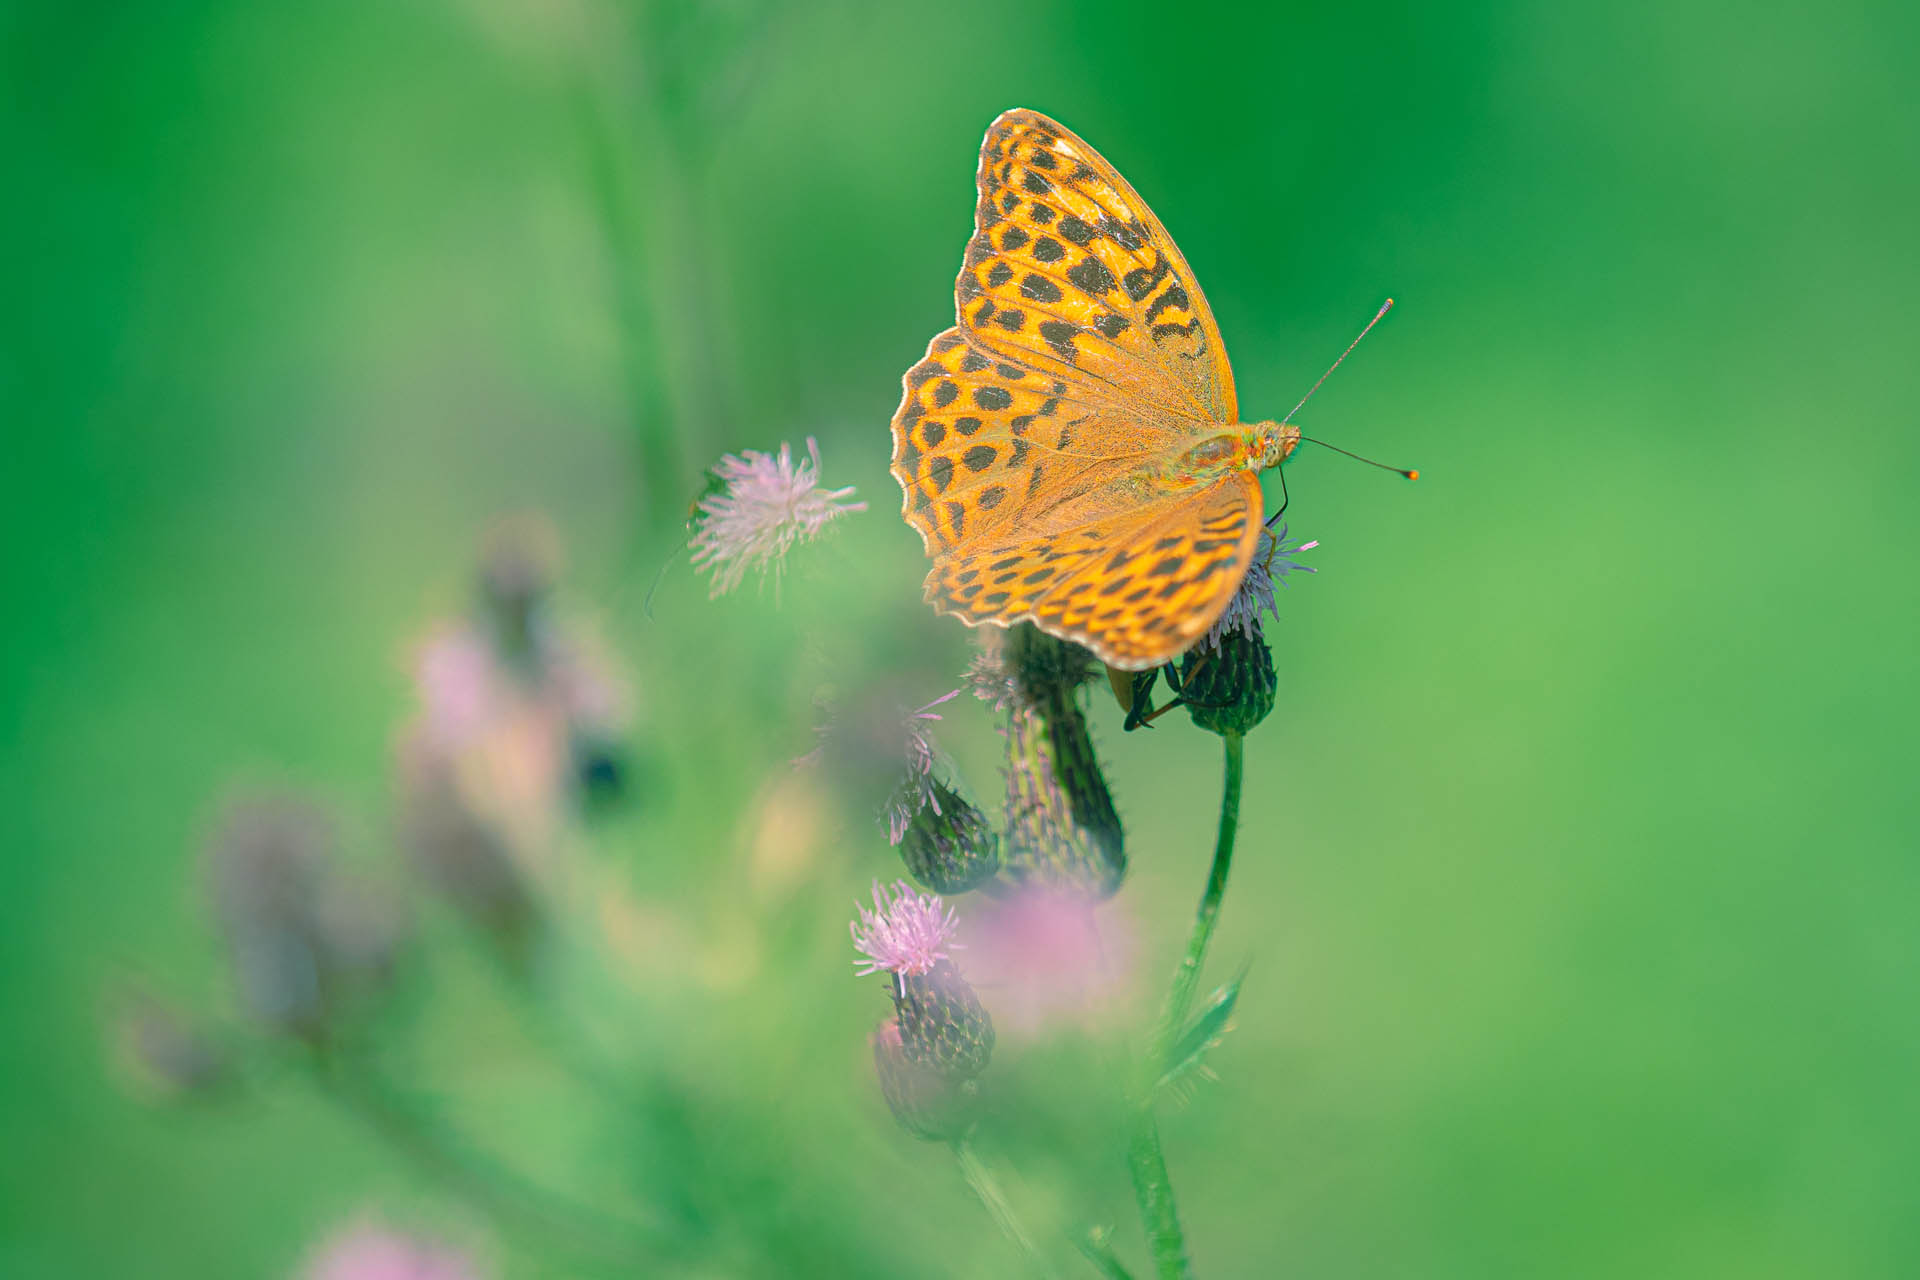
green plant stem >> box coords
[1077,1227,1139,1279]
[1127,730,1246,1279]
[953,1139,1059,1278]
[1156,732,1244,1061]
[1124,1104,1189,1279]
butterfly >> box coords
[889,108,1311,671]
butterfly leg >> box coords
[1264,463,1291,529]
[1162,653,1235,712]
[1124,659,1229,728]
[1122,668,1164,732]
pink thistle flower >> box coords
[1203,524,1318,649]
[962,648,1022,714]
[300,1215,484,1280]
[690,437,866,597]
[850,879,960,977]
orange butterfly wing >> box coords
[890,109,1261,669]
[961,109,1237,425]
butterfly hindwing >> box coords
[961,109,1238,427]
[924,471,1262,671]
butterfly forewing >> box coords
[963,110,1238,426]
[892,327,1180,555]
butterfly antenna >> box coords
[1283,297,1394,424]
[1298,436,1417,480]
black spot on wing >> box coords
[1021,274,1063,304]
[1067,258,1114,295]
[1144,285,1190,324]
[1038,320,1077,361]
[1056,215,1096,246]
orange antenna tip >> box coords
[1407,469,1419,481]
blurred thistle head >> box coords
[107,983,232,1103]
[689,437,866,597]
[882,689,959,843]
[850,879,960,978]
[476,514,561,666]
[300,1214,487,1280]
[203,792,406,1043]
[1201,524,1317,652]
[967,623,1098,717]
[396,739,539,962]
[798,684,960,844]
[408,547,633,841]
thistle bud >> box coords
[108,985,232,1103]
[1180,623,1277,736]
[891,958,996,1079]
[1175,524,1315,737]
[871,1018,976,1142]
[900,779,1000,894]
[850,881,995,1080]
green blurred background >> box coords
[7,0,1918,1275]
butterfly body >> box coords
[1166,421,1299,484]
[891,109,1294,670]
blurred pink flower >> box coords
[299,1216,484,1280]
[689,437,865,596]
[963,889,1136,1037]
[398,533,634,888]
[851,880,960,977]
[414,628,499,750]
